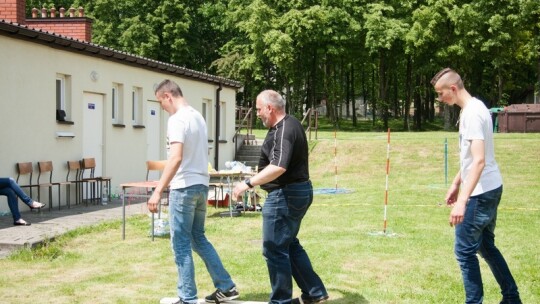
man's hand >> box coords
[232,182,250,203]
[147,191,161,213]
[445,183,459,206]
[449,201,466,227]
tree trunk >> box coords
[379,51,389,130]
[351,64,357,126]
[403,56,412,131]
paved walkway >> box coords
[0,199,149,258]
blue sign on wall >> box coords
[88,103,95,109]
[151,110,156,115]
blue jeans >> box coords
[455,186,521,304]
[168,184,235,303]
[0,177,33,222]
[262,181,327,304]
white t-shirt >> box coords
[459,97,502,196]
[167,106,209,189]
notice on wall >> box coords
[88,103,95,110]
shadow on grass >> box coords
[239,290,368,304]
[327,289,369,303]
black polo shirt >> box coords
[258,114,309,191]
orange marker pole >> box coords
[383,128,391,233]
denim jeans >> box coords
[0,177,33,222]
[455,185,521,304]
[262,181,327,304]
[168,184,235,303]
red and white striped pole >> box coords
[383,128,391,234]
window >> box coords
[56,74,72,122]
[112,83,124,124]
[132,86,143,126]
[219,101,226,140]
[203,99,213,138]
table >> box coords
[121,181,165,241]
[121,172,254,239]
[209,171,255,217]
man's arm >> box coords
[449,139,485,226]
[232,164,286,201]
[147,142,183,213]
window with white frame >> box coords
[112,83,124,124]
[132,86,143,125]
[219,101,226,140]
[202,99,213,138]
[202,101,208,121]
[56,74,71,121]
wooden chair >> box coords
[37,161,74,210]
[145,160,168,181]
[81,158,111,204]
[66,161,84,206]
[15,162,40,206]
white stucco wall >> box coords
[0,35,237,211]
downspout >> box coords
[214,83,222,170]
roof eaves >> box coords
[0,19,243,89]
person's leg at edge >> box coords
[190,184,235,291]
[477,186,521,304]
[263,188,294,304]
[0,177,34,207]
[169,188,198,304]
[286,182,327,302]
[455,195,485,304]
[0,188,23,222]
[290,239,327,301]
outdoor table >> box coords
[209,171,255,217]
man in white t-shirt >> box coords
[431,68,521,304]
[148,79,238,304]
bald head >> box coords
[431,68,464,89]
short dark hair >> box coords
[154,79,183,97]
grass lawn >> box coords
[0,131,538,304]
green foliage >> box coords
[47,0,539,128]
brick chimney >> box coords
[0,0,26,24]
[0,0,93,42]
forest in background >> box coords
[26,0,540,130]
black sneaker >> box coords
[291,295,329,304]
[205,286,239,303]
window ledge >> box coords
[57,120,74,125]
[113,123,126,128]
[133,124,146,129]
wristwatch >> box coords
[244,178,254,188]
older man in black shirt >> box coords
[233,90,328,304]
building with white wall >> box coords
[0,1,242,210]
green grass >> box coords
[0,131,538,304]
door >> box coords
[82,92,104,177]
[146,101,166,181]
